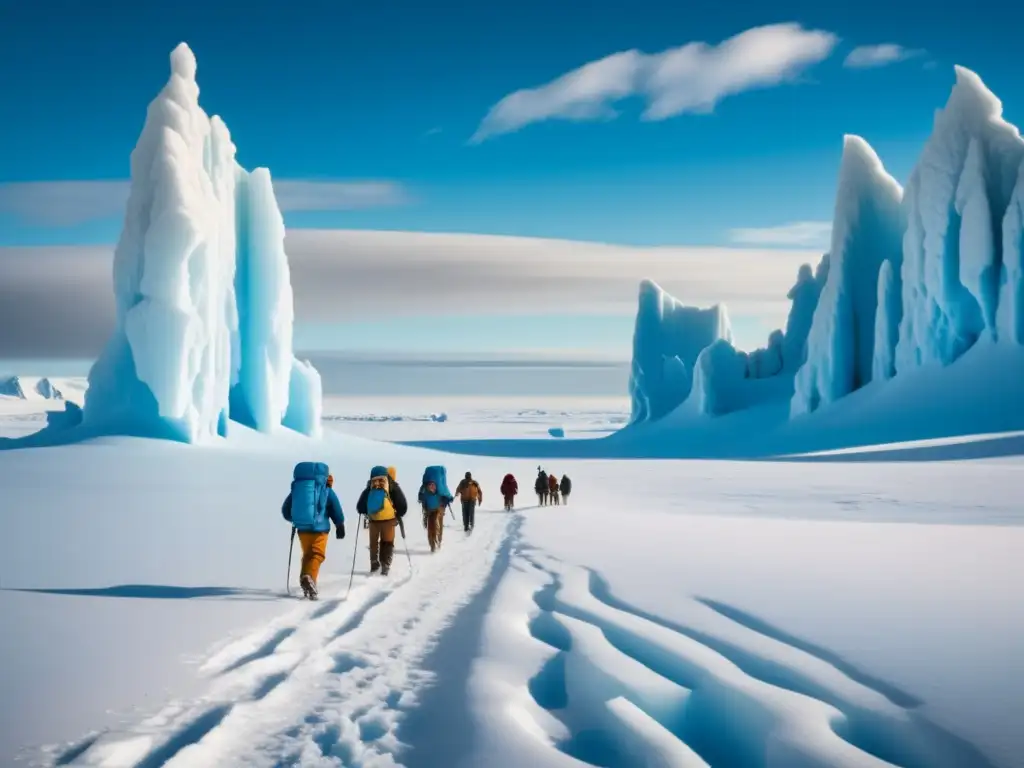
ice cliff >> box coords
[787,66,1024,416]
[628,280,732,423]
[792,136,905,416]
[83,43,321,442]
[897,66,1024,370]
[629,256,829,421]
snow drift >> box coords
[81,43,320,443]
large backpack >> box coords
[420,465,451,511]
[366,466,396,520]
[501,473,517,495]
[290,461,329,530]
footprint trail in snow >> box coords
[53,511,511,768]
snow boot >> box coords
[380,542,394,576]
[301,574,318,601]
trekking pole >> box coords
[398,517,413,571]
[286,527,296,595]
[345,514,363,599]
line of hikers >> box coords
[534,467,571,506]
[282,462,548,600]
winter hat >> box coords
[465,471,472,480]
[387,466,397,481]
[370,465,389,479]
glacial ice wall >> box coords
[896,66,1024,371]
[83,43,320,442]
[628,279,733,423]
[792,136,905,416]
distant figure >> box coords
[281,462,345,600]
[548,473,560,505]
[500,473,518,511]
[356,465,407,576]
[535,467,549,506]
[419,466,453,553]
[559,474,572,505]
[455,471,483,532]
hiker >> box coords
[548,472,560,505]
[535,467,549,506]
[355,465,408,576]
[419,465,453,553]
[455,471,483,532]
[500,473,518,511]
[559,474,572,505]
[281,462,345,600]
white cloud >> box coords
[471,23,838,142]
[729,221,832,248]
[843,44,924,69]
[272,180,410,211]
[0,230,821,358]
[0,181,130,227]
[0,179,410,226]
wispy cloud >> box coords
[471,22,839,143]
[729,221,832,248]
[843,44,924,69]
[0,231,820,358]
[272,180,411,211]
[0,181,130,227]
[0,179,410,227]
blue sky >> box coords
[0,0,1018,359]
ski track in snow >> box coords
[54,510,512,768]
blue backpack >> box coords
[420,465,450,511]
[290,461,329,530]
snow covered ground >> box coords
[1,396,1022,767]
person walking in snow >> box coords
[455,471,483,532]
[559,474,572,505]
[356,465,407,576]
[535,467,549,506]
[500,473,518,511]
[282,462,345,600]
[548,472,560,505]
[419,466,453,553]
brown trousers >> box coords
[368,518,397,566]
[298,531,329,583]
[424,508,445,550]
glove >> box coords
[336,522,346,539]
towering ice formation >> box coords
[792,136,905,416]
[687,339,751,416]
[896,66,1024,371]
[782,255,830,371]
[628,279,733,423]
[83,43,321,442]
[872,259,901,381]
[999,163,1024,345]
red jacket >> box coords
[501,475,518,496]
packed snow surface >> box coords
[80,43,317,444]
[0,400,1020,768]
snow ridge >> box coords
[81,43,320,443]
